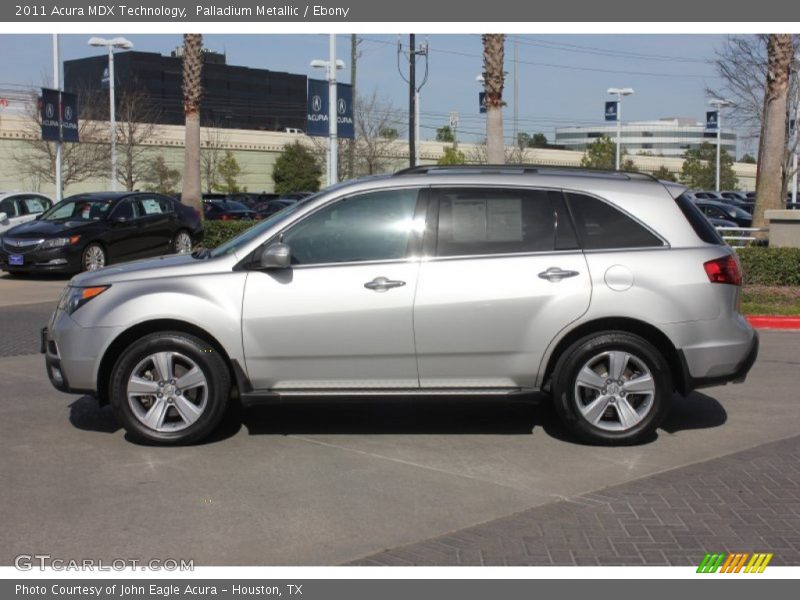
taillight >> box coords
[220,214,232,221]
[704,254,742,285]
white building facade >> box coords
[555,117,737,158]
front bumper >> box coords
[0,245,82,273]
[41,311,123,396]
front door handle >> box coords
[538,267,580,282]
[364,277,406,292]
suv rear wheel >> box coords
[109,331,230,444]
[551,331,671,445]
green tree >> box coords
[436,126,455,142]
[272,142,323,194]
[517,132,547,148]
[380,127,399,140]
[739,153,757,164]
[141,155,181,195]
[215,150,242,194]
[652,165,677,182]
[437,146,467,165]
[580,137,638,172]
[679,142,738,189]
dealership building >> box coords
[63,48,307,131]
[554,117,737,158]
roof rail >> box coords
[393,164,660,182]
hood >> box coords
[71,252,238,287]
[3,219,96,238]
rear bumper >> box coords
[679,330,759,393]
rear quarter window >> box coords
[565,192,664,250]
[674,193,724,245]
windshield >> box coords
[40,198,112,222]
[208,194,318,258]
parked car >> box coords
[706,216,739,228]
[693,200,753,228]
[42,166,758,446]
[719,191,748,202]
[253,198,298,219]
[203,199,257,221]
[0,192,53,234]
[0,192,202,274]
[227,192,280,210]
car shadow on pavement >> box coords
[242,397,555,436]
[660,391,728,433]
[0,272,71,281]
[69,396,121,434]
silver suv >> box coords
[42,166,758,445]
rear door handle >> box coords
[538,267,580,282]
[364,277,406,292]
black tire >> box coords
[109,331,231,445]
[81,242,106,272]
[551,331,672,445]
[172,229,193,254]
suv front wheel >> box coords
[551,331,672,445]
[109,331,231,445]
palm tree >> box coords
[482,34,506,164]
[181,33,203,220]
[753,34,793,230]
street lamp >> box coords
[88,36,133,192]
[708,97,732,192]
[311,35,345,187]
[607,87,634,170]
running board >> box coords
[240,387,542,408]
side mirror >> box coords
[34,213,42,220]
[0,212,8,224]
[259,243,291,270]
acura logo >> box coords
[312,95,322,112]
[337,98,346,115]
[45,103,54,119]
[64,105,73,121]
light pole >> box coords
[88,36,133,192]
[311,34,345,187]
[708,97,732,192]
[52,34,62,203]
[607,87,634,170]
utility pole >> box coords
[348,34,357,179]
[513,35,518,149]
[52,34,62,202]
[398,35,429,168]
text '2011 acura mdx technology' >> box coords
[42,166,758,445]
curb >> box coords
[746,315,800,330]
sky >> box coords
[0,33,746,152]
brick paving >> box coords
[351,434,800,566]
[0,301,51,357]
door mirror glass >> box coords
[259,243,292,270]
[0,212,8,224]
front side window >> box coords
[282,188,420,265]
[565,192,663,250]
[435,188,557,257]
[0,197,18,217]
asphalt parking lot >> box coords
[1,274,799,566]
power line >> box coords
[510,35,709,64]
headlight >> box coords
[41,235,80,249]
[60,285,109,315]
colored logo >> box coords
[697,552,773,573]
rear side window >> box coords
[674,193,724,245]
[435,188,556,256]
[565,192,664,250]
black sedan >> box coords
[0,192,203,274]
[203,199,257,221]
[693,200,753,228]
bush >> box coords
[202,220,257,249]
[737,247,800,286]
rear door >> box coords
[413,187,591,389]
[136,194,174,255]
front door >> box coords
[242,187,425,390]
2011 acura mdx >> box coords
[41,166,758,445]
